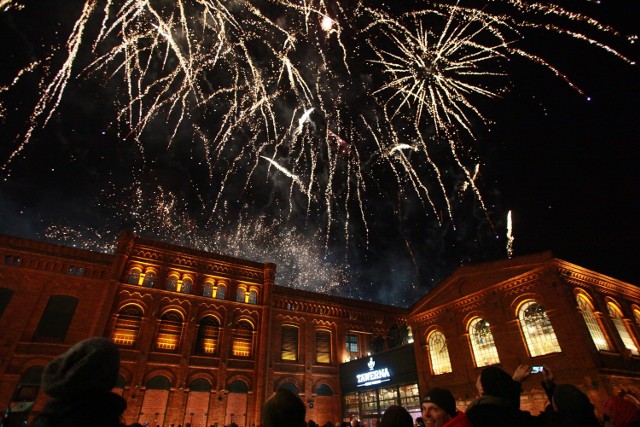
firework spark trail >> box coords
[449,139,495,233]
[0,0,637,258]
[2,0,97,172]
[260,155,311,198]
[506,210,514,258]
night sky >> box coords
[0,1,638,307]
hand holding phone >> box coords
[530,366,544,374]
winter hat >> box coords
[380,405,413,427]
[422,388,456,417]
[42,337,120,400]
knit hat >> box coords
[42,337,120,400]
[380,405,413,427]
[422,388,456,417]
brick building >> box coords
[0,232,639,427]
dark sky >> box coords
[0,1,638,306]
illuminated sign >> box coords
[356,357,391,387]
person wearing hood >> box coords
[29,337,137,427]
[465,365,531,427]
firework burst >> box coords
[0,0,636,266]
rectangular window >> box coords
[0,287,14,318]
[316,330,331,363]
[346,333,358,354]
[281,326,299,361]
[34,295,78,341]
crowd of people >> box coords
[5,337,640,427]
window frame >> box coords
[468,317,500,367]
[518,301,562,357]
[281,325,300,361]
[427,330,452,375]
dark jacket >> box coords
[466,395,525,427]
[29,392,129,427]
[532,382,600,427]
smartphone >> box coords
[530,366,544,374]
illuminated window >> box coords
[203,282,214,297]
[634,307,640,326]
[127,269,141,285]
[216,284,226,300]
[608,302,639,356]
[346,334,358,355]
[180,277,192,294]
[281,326,299,361]
[112,305,143,346]
[142,271,155,287]
[248,289,258,304]
[469,318,500,367]
[156,311,183,351]
[519,301,561,357]
[232,320,254,357]
[195,316,220,354]
[427,331,452,375]
[236,287,247,303]
[166,275,178,292]
[577,294,610,351]
[316,330,331,364]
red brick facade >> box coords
[1,232,639,426]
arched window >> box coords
[229,380,249,393]
[427,331,452,375]
[248,289,258,304]
[316,384,333,396]
[232,320,254,357]
[127,268,141,285]
[469,318,500,367]
[156,311,183,351]
[180,277,192,294]
[189,378,212,392]
[608,302,639,356]
[166,275,178,292]
[236,287,247,303]
[216,283,226,300]
[279,382,298,395]
[203,281,214,298]
[518,301,561,357]
[577,294,610,351]
[147,376,171,390]
[112,305,143,346]
[195,316,220,355]
[142,272,155,287]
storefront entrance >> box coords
[340,345,420,425]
